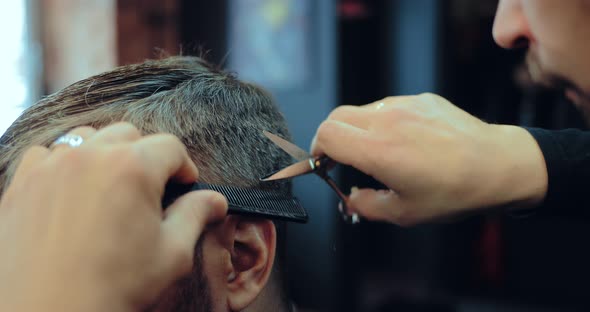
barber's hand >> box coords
[0,123,227,312]
[312,93,547,226]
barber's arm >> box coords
[0,123,227,312]
[311,93,548,226]
[524,127,590,217]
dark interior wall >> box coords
[337,0,590,311]
[118,0,181,65]
[179,0,227,62]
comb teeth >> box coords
[162,182,308,223]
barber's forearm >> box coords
[523,127,590,216]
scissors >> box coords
[261,131,360,224]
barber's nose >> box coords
[492,0,533,49]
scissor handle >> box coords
[312,156,335,177]
[314,158,361,225]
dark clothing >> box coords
[525,127,590,216]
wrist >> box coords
[490,124,548,209]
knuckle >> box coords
[327,105,353,120]
[24,162,49,182]
[72,125,97,132]
[418,92,443,103]
[59,147,92,166]
[383,96,396,102]
[164,134,188,155]
[22,145,46,159]
[385,105,410,122]
[46,147,95,178]
[112,122,142,137]
[183,200,207,226]
[109,146,145,177]
[162,133,183,145]
[316,120,336,146]
[153,133,184,150]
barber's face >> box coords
[493,0,590,112]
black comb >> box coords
[162,182,308,223]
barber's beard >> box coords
[526,51,590,122]
[144,239,213,312]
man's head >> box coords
[493,0,590,115]
[0,56,293,311]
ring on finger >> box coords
[51,134,84,149]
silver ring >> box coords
[52,134,84,148]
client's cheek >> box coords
[199,232,231,307]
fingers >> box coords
[50,126,97,152]
[311,120,375,173]
[16,126,97,180]
[362,95,414,109]
[87,122,141,144]
[10,146,51,185]
[159,190,228,276]
[326,105,373,129]
[347,188,410,225]
[50,123,198,191]
[311,96,414,160]
[132,134,199,184]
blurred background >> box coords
[2,0,589,311]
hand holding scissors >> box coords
[310,94,547,226]
[262,131,360,224]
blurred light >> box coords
[0,0,28,136]
[338,0,369,19]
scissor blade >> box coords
[261,159,314,181]
[263,131,311,161]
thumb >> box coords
[347,188,412,226]
[159,190,228,278]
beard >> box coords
[526,51,590,122]
[144,238,213,312]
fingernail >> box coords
[350,186,359,194]
[338,201,343,213]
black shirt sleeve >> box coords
[524,127,590,217]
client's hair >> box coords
[0,56,293,307]
[0,56,292,190]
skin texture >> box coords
[493,0,590,111]
[150,216,278,312]
[0,56,293,312]
[312,94,547,226]
[0,124,280,312]
[4,1,589,309]
[0,124,228,312]
[313,0,590,225]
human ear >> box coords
[226,218,276,311]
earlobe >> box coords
[226,218,276,311]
